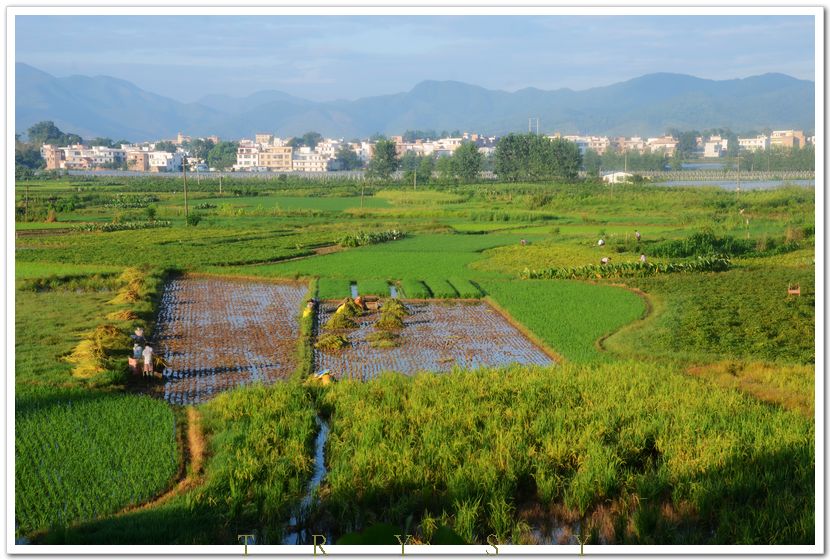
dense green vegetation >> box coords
[319,364,813,544]
[14,174,815,546]
[16,389,177,535]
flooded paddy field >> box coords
[314,301,554,380]
[152,276,306,404]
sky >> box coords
[15,14,815,103]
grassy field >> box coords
[319,363,814,544]
[13,176,815,545]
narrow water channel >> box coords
[282,415,330,545]
[389,285,398,298]
[349,283,359,298]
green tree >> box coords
[495,133,581,181]
[88,137,115,148]
[494,133,531,181]
[207,141,239,171]
[26,121,82,146]
[366,139,398,180]
[332,146,363,171]
[188,138,215,161]
[15,142,44,170]
[417,155,435,184]
[399,151,420,175]
[583,149,602,176]
[288,131,324,149]
[453,142,483,182]
[154,140,178,153]
[435,156,456,183]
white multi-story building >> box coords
[149,151,183,172]
[90,146,126,167]
[738,135,770,152]
[646,136,678,155]
[235,140,260,170]
[292,147,328,172]
[703,137,727,158]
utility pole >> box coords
[182,155,189,222]
[219,173,223,195]
[24,182,29,222]
[736,156,741,192]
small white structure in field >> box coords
[602,171,634,184]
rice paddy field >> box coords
[13,175,816,547]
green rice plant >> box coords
[317,278,352,300]
[448,277,483,298]
[484,280,644,363]
[400,279,431,299]
[605,267,815,364]
[15,389,177,535]
[321,361,814,545]
[452,497,482,544]
[424,279,458,299]
[356,279,391,297]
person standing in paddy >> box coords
[142,344,155,377]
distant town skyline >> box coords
[15,14,815,103]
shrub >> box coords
[185,213,202,227]
[523,256,731,280]
[339,230,407,247]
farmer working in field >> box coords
[142,345,155,377]
[131,327,146,347]
[600,257,610,265]
[635,230,641,242]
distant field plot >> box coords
[355,279,392,297]
[484,280,645,363]
[375,189,465,205]
[16,227,333,268]
[15,261,124,279]
[317,278,352,300]
[607,267,815,364]
[314,301,553,380]
[191,194,391,212]
[399,279,431,299]
[15,389,176,536]
[423,278,458,298]
[241,233,535,280]
[152,277,306,404]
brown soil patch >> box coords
[315,300,553,380]
[151,276,306,404]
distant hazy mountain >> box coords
[16,62,815,141]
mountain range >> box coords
[15,62,815,142]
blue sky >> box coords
[16,15,815,103]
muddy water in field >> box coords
[152,277,306,405]
[315,301,553,380]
